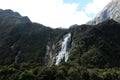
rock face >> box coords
[44,33,71,66]
[87,0,120,25]
[54,33,71,65]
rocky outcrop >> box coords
[87,0,120,25]
[44,33,72,66]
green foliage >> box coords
[69,20,120,68]
[68,67,81,80]
[0,11,67,65]
[0,67,20,80]
[55,69,66,80]
[81,47,106,68]
[19,71,36,80]
[0,64,120,80]
[0,10,120,80]
[37,67,56,80]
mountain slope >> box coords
[69,20,120,68]
[0,9,31,25]
[0,9,120,68]
[0,9,68,65]
[87,0,120,25]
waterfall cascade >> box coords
[44,43,51,65]
[15,50,21,63]
[55,33,71,65]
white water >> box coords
[55,33,71,65]
[46,45,50,57]
[45,44,51,62]
[15,50,21,63]
[11,43,16,49]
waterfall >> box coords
[45,42,54,65]
[15,50,21,63]
[44,43,51,64]
[11,43,15,49]
[55,33,71,65]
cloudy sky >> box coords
[0,0,111,28]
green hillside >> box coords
[0,9,120,80]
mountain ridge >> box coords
[0,5,120,68]
[87,0,120,25]
[0,9,69,65]
[0,1,120,79]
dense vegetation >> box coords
[0,10,120,80]
[69,20,120,68]
[0,10,68,65]
[0,63,120,80]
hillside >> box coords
[69,20,120,68]
[0,9,120,80]
[0,9,68,65]
[0,9,120,68]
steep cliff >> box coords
[87,0,120,25]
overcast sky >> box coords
[0,0,111,28]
